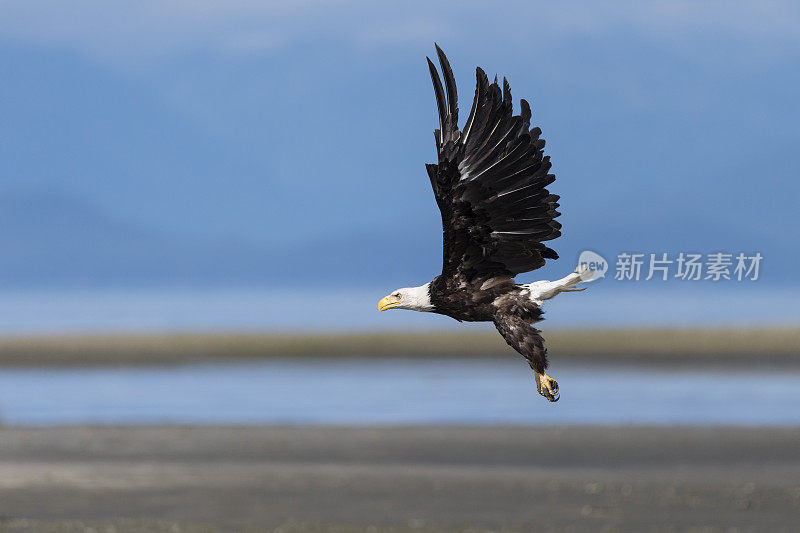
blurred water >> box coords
[0,359,798,426]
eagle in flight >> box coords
[378,46,591,402]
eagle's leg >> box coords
[526,340,559,402]
[521,329,560,402]
[493,316,559,402]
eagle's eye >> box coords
[394,293,402,299]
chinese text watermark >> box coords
[613,252,762,281]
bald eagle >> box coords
[378,46,591,402]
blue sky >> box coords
[0,1,798,290]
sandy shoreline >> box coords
[0,425,798,531]
[0,327,798,367]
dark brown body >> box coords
[429,275,548,373]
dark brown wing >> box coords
[425,45,561,283]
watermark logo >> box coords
[577,250,608,282]
[576,251,762,282]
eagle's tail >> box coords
[523,265,591,301]
[558,264,592,291]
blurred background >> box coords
[1,1,799,532]
[1,0,798,333]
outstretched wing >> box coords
[425,45,561,283]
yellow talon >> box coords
[535,372,560,402]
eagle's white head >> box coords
[378,283,434,312]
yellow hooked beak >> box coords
[378,294,401,312]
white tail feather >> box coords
[523,264,592,303]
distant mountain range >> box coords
[0,189,439,288]
[1,44,795,289]
[0,189,792,289]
